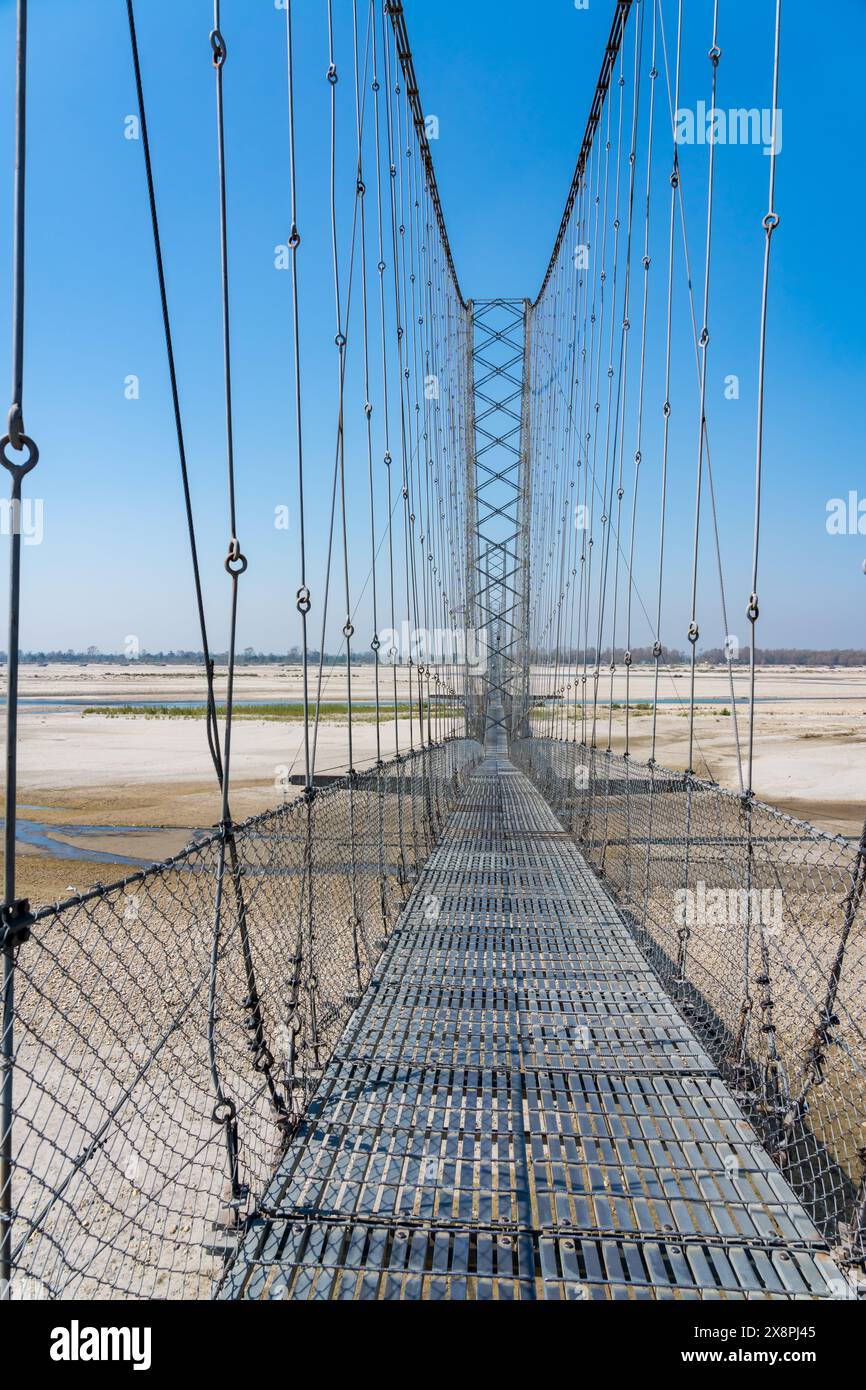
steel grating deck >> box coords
[221,741,844,1302]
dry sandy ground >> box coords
[536,665,866,836]
[4,661,865,905]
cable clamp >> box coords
[210,29,227,67]
[225,538,247,575]
[2,899,34,948]
[7,404,23,451]
[212,1099,236,1126]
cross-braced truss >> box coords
[468,299,531,746]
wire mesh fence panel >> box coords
[513,737,866,1267]
[3,738,482,1300]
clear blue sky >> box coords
[0,0,863,654]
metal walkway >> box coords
[222,730,844,1301]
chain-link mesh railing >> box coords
[513,736,866,1269]
[1,738,481,1300]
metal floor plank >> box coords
[221,743,846,1301]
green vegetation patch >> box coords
[82,702,458,724]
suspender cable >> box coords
[606,0,645,753]
[655,0,743,790]
[590,44,627,749]
[328,0,358,779]
[206,3,293,1194]
[685,1,720,775]
[126,0,223,788]
[747,0,783,798]
[283,0,313,793]
[624,0,657,758]
[357,0,382,765]
[372,6,404,792]
[1,0,37,1298]
[650,0,682,765]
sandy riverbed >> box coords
[3,661,865,905]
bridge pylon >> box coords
[466,298,532,748]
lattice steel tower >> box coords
[466,298,532,746]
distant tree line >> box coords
[2,646,865,668]
[530,646,866,667]
[0,648,378,666]
[699,648,866,668]
[530,645,685,665]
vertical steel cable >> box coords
[606,0,645,757]
[355,0,387,926]
[677,0,721,991]
[280,0,316,1120]
[388,49,421,758]
[401,82,427,752]
[310,4,347,779]
[685,1,721,775]
[572,175,593,745]
[650,0,682,764]
[600,0,645,876]
[283,0,313,794]
[655,0,743,792]
[328,0,359,784]
[384,26,417,767]
[742,0,783,1104]
[310,12,369,782]
[332,0,367,984]
[126,1,224,785]
[205,2,268,1199]
[590,46,627,750]
[747,0,783,797]
[356,0,382,766]
[580,133,607,744]
[578,137,604,745]
[624,0,657,758]
[372,5,399,758]
[0,0,37,1299]
[372,7,406,880]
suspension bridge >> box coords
[1,0,864,1303]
